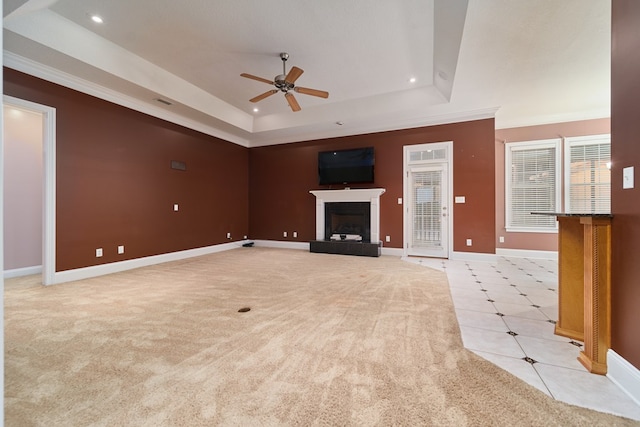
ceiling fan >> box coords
[240,52,329,112]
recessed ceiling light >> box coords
[253,108,259,113]
[409,77,417,83]
[91,15,103,24]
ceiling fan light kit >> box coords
[241,52,329,112]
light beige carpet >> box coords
[4,248,636,426]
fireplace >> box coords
[325,202,371,242]
[309,188,385,257]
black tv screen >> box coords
[318,147,374,185]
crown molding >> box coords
[3,51,251,147]
[495,110,610,131]
[249,106,499,147]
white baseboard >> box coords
[4,265,43,279]
[252,240,310,250]
[607,349,640,407]
[42,242,528,285]
[496,248,558,260]
[451,251,499,263]
[43,240,403,285]
[51,241,248,285]
[381,247,403,256]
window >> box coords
[505,135,612,233]
[409,148,447,162]
[565,135,611,214]
[506,139,562,232]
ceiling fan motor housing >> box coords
[274,74,294,92]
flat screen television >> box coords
[318,147,374,185]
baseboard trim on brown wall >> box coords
[496,248,558,260]
[51,241,248,286]
[253,240,310,251]
[450,251,499,263]
[607,350,640,407]
[49,239,503,286]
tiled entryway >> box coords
[404,255,640,421]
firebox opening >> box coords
[324,202,371,242]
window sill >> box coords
[506,227,558,234]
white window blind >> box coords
[565,135,611,214]
[412,170,442,248]
[506,139,561,231]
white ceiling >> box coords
[3,0,611,147]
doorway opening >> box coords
[3,96,56,285]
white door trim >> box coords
[4,95,57,285]
[403,142,453,259]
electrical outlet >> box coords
[243,235,247,239]
[499,236,504,243]
[117,245,125,254]
[293,231,297,238]
[386,235,391,242]
[623,166,634,189]
[96,248,103,257]
[227,232,231,239]
[283,231,287,238]
[173,203,179,211]
[466,239,472,246]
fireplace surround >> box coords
[309,188,385,257]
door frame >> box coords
[4,95,57,285]
[403,141,453,258]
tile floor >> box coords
[403,255,640,422]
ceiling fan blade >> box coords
[241,73,274,85]
[285,92,301,112]
[284,66,304,84]
[249,89,278,103]
[294,86,329,99]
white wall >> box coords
[3,105,44,270]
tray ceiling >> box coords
[3,0,610,147]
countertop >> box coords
[531,212,613,218]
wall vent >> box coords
[171,160,186,171]
[155,98,173,106]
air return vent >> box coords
[155,98,172,106]
[171,160,186,171]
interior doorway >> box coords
[3,96,56,285]
[403,142,452,258]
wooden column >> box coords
[577,217,611,375]
[555,216,584,341]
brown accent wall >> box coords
[4,68,249,272]
[495,119,610,252]
[611,0,640,369]
[249,119,496,254]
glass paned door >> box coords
[407,165,448,257]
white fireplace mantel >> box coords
[310,188,386,243]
